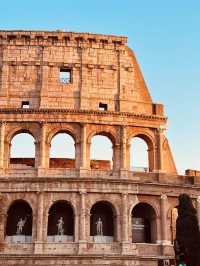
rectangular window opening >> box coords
[59,68,72,84]
[99,102,108,111]
[21,101,30,109]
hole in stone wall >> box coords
[21,101,30,109]
[10,133,35,168]
[47,201,74,242]
[6,200,32,243]
[90,135,113,170]
[59,68,72,84]
[132,203,156,243]
[130,137,149,172]
[99,102,108,111]
[90,201,115,242]
[50,133,75,168]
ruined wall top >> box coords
[0,30,164,117]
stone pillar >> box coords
[196,196,200,228]
[120,126,128,178]
[113,143,120,171]
[34,192,44,254]
[156,127,165,172]
[78,191,87,254]
[160,194,169,245]
[0,122,6,170]
[38,123,48,176]
[79,124,89,177]
[121,193,128,242]
[0,211,6,243]
[40,65,49,108]
[75,141,81,169]
[1,64,9,101]
[120,126,127,169]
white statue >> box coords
[16,217,27,235]
[57,217,64,235]
[96,217,103,236]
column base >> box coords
[34,241,43,254]
[79,167,89,178]
[119,168,129,179]
[37,167,47,177]
[77,240,87,254]
[121,241,138,255]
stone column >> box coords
[34,192,44,254]
[113,143,120,171]
[196,196,200,228]
[0,122,6,170]
[156,127,165,172]
[120,126,128,178]
[75,141,81,169]
[78,191,87,254]
[120,126,127,169]
[0,211,6,243]
[160,194,169,245]
[38,123,48,176]
[40,65,49,108]
[121,193,128,242]
[79,124,89,177]
[121,193,131,254]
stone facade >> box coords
[0,30,198,266]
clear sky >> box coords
[2,0,200,173]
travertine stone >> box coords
[0,29,196,266]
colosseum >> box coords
[0,30,199,266]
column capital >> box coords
[79,190,87,195]
[161,193,167,200]
[157,126,166,134]
[197,196,200,203]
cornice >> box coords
[0,108,167,122]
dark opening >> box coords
[99,102,108,111]
[6,200,32,236]
[132,203,156,243]
[47,201,74,236]
[59,68,72,84]
[90,201,114,236]
[21,101,30,109]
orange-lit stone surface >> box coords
[0,30,198,266]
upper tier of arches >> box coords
[0,122,176,174]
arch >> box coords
[47,200,74,242]
[10,131,36,168]
[87,130,116,146]
[47,128,77,145]
[49,132,75,168]
[129,133,155,172]
[90,134,113,170]
[6,199,33,243]
[90,201,116,242]
[131,202,157,243]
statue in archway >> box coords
[96,217,103,236]
[16,217,27,235]
[57,217,64,235]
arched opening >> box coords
[10,132,35,168]
[131,203,157,243]
[6,200,32,243]
[90,135,113,170]
[90,201,115,242]
[47,201,74,242]
[171,207,178,244]
[130,136,149,172]
[50,132,75,168]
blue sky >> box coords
[2,0,200,173]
